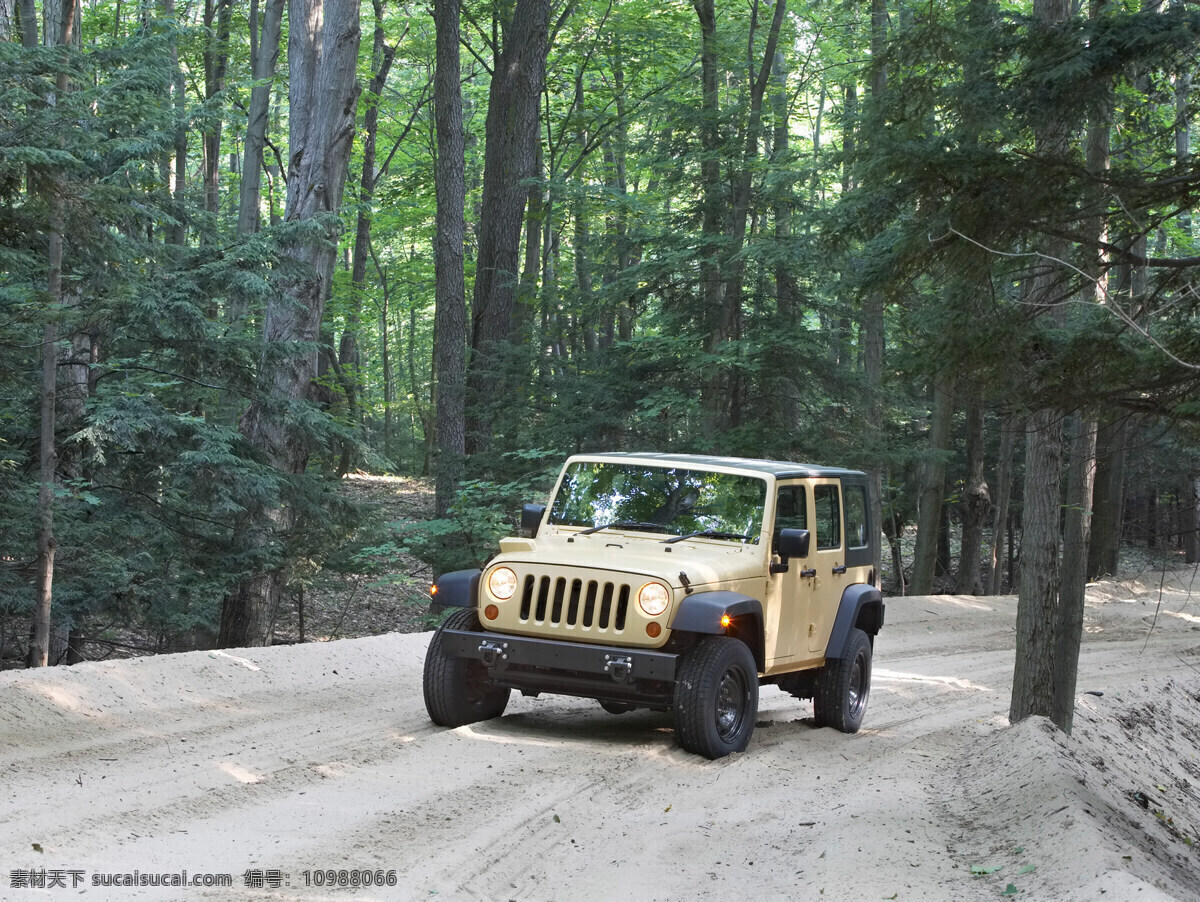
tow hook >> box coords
[604,654,633,682]
[479,640,508,669]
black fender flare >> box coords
[824,583,885,660]
[432,568,481,609]
[670,590,765,672]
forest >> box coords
[1,0,1199,726]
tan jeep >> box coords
[423,452,884,759]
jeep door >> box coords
[808,480,848,653]
[765,478,847,669]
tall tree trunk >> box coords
[863,0,887,585]
[693,0,723,443]
[337,0,396,475]
[433,0,467,516]
[236,0,284,240]
[162,0,188,247]
[572,68,595,354]
[218,0,362,648]
[608,38,633,343]
[1052,31,1110,732]
[201,0,232,231]
[27,0,76,668]
[956,400,990,595]
[910,375,954,594]
[711,0,787,432]
[1011,407,1063,722]
[988,416,1020,595]
[1088,417,1127,577]
[1188,475,1200,564]
[1053,414,1097,732]
[1009,0,1073,726]
[464,0,552,455]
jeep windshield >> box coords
[547,461,766,544]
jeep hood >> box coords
[492,535,766,590]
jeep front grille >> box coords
[520,575,630,632]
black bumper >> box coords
[440,628,679,705]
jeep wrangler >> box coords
[422,453,884,759]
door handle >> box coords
[800,567,817,578]
[832,564,847,575]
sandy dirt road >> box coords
[2,572,1199,901]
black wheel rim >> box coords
[847,649,868,719]
[714,666,749,740]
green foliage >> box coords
[391,451,560,576]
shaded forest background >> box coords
[2,0,1199,701]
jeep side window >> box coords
[813,484,841,550]
[772,485,807,555]
[844,484,868,549]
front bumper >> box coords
[440,628,679,706]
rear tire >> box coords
[423,608,510,727]
[813,627,872,733]
[674,637,758,759]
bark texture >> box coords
[433,0,467,516]
[218,0,362,648]
[236,0,284,239]
[910,376,954,595]
[464,0,552,454]
[956,401,990,595]
[1009,0,1073,725]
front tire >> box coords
[674,637,758,759]
[813,627,872,732]
[423,608,511,727]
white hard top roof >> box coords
[567,452,866,481]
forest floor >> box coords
[2,528,1199,899]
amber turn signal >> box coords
[646,622,662,639]
[720,613,731,629]
[484,604,499,621]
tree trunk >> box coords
[1010,407,1064,722]
[433,0,467,516]
[235,0,284,240]
[571,69,595,354]
[1088,417,1127,577]
[988,416,1019,595]
[709,0,787,433]
[1053,414,1097,733]
[1009,0,1073,726]
[956,401,990,595]
[464,0,552,455]
[1187,475,1200,564]
[910,375,954,594]
[201,0,232,229]
[218,0,362,648]
[693,0,724,442]
[27,0,76,668]
[161,0,188,247]
[337,0,396,475]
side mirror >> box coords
[771,528,810,574]
[778,528,810,559]
[521,504,547,537]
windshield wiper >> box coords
[662,530,754,545]
[578,520,669,536]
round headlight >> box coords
[488,566,518,600]
[638,582,670,617]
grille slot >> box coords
[520,574,629,632]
